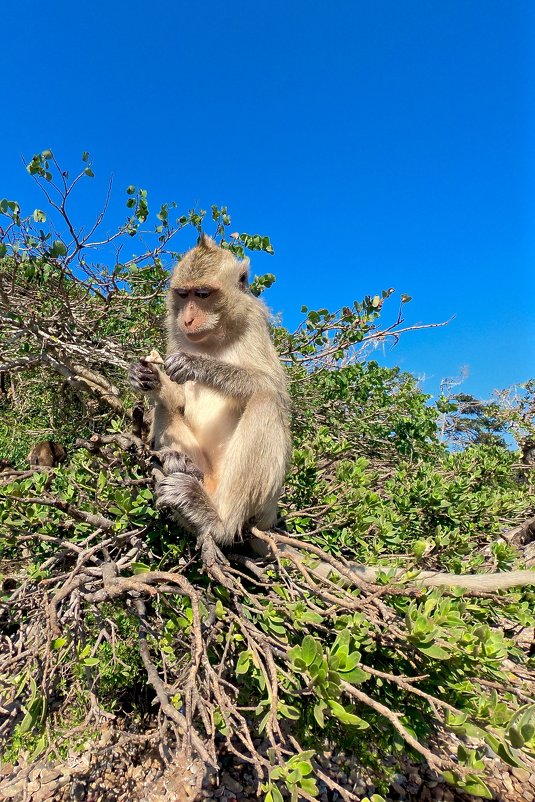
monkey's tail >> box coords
[257,543,535,593]
[348,563,535,591]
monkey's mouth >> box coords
[185,331,210,342]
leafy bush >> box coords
[0,152,534,801]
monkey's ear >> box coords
[238,257,250,290]
[197,233,218,250]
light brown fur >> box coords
[129,235,291,546]
[28,440,67,468]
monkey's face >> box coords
[168,237,252,345]
[171,286,223,342]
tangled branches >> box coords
[1,434,535,801]
[2,152,535,800]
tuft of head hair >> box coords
[171,236,249,290]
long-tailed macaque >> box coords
[28,440,67,468]
[129,235,291,546]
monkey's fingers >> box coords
[164,352,195,384]
[128,362,161,392]
[160,449,204,481]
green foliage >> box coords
[1,153,534,799]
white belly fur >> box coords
[184,381,242,480]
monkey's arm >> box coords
[165,352,277,403]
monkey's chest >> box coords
[183,382,241,455]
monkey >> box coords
[131,400,149,440]
[129,234,291,547]
[127,237,533,592]
[28,440,67,468]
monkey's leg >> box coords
[156,472,230,546]
[212,393,290,540]
[161,394,289,548]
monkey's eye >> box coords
[239,272,247,287]
[174,288,189,299]
[194,288,212,299]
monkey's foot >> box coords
[158,449,204,481]
[128,360,161,392]
[156,472,230,547]
[155,472,208,523]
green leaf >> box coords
[278,703,300,720]
[52,239,67,256]
[314,701,326,727]
[495,741,524,768]
[508,725,525,749]
[84,167,95,178]
[416,643,450,660]
[328,700,369,728]
[33,209,46,223]
[19,710,35,734]
[131,562,151,573]
[236,651,251,675]
[30,735,47,759]
[271,786,284,802]
[340,665,370,684]
[293,760,313,776]
[299,778,318,795]
[82,151,90,162]
[521,723,535,742]
[301,635,318,666]
[461,778,493,799]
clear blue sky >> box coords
[1,1,533,400]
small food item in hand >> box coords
[143,349,164,365]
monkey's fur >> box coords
[129,235,291,546]
[28,440,67,468]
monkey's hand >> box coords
[128,360,161,393]
[164,352,199,384]
[158,449,204,482]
